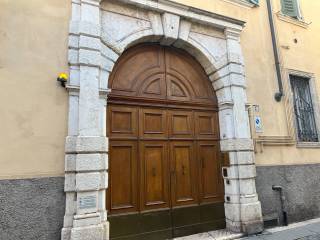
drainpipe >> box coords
[266,0,284,102]
[272,185,288,226]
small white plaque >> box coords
[79,195,96,209]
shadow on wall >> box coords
[256,164,320,227]
[0,177,65,240]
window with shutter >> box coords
[290,75,319,142]
[281,0,300,18]
[248,0,259,5]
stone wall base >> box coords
[226,219,263,234]
[256,164,320,226]
[70,224,105,240]
[0,177,65,240]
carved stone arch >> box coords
[62,1,263,239]
[104,37,223,93]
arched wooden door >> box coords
[107,44,225,240]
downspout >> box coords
[272,185,288,226]
[266,0,284,102]
[249,1,296,152]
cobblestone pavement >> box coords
[239,218,320,240]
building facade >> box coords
[0,0,320,239]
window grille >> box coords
[290,75,318,142]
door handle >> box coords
[182,165,186,175]
[201,157,205,168]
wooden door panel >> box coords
[170,141,198,207]
[195,111,219,139]
[140,141,169,211]
[108,105,138,139]
[139,108,168,139]
[198,141,224,203]
[107,45,224,224]
[166,75,192,102]
[108,45,166,98]
[165,47,217,105]
[108,141,138,214]
[168,110,194,139]
[138,73,167,100]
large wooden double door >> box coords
[108,105,222,212]
[107,45,225,239]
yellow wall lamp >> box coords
[57,73,68,87]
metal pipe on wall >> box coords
[266,0,284,102]
[272,185,288,226]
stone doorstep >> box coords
[174,229,245,240]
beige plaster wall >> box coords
[254,0,320,166]
[0,0,70,179]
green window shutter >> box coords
[249,0,259,5]
[281,0,299,18]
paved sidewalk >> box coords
[239,218,320,240]
[175,218,320,240]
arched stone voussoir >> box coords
[103,36,223,89]
[99,3,227,84]
[102,32,223,90]
[172,38,217,78]
[104,37,224,90]
[116,29,156,53]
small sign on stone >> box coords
[79,195,96,209]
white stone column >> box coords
[214,28,263,234]
[62,0,109,239]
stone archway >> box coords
[62,0,263,239]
